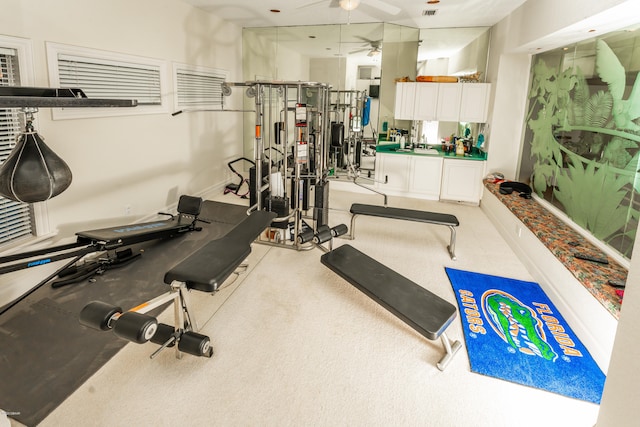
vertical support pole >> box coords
[282,85,289,203]
[171,282,185,359]
[448,226,457,261]
[254,83,264,211]
[436,332,462,371]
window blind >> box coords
[58,53,162,105]
[175,66,226,108]
[0,49,34,245]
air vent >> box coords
[422,9,437,16]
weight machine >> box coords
[328,90,367,175]
[223,80,336,250]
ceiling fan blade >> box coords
[296,0,328,10]
[354,35,375,44]
[364,0,401,15]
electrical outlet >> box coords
[124,205,132,215]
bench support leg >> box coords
[348,214,358,240]
[447,226,457,261]
[169,281,200,359]
[436,332,462,371]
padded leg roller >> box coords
[178,331,213,357]
[79,301,123,331]
[314,225,333,244]
[330,224,348,238]
[297,229,314,244]
[113,311,159,344]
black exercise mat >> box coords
[0,200,249,426]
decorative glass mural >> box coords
[521,28,640,259]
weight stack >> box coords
[313,181,329,227]
[266,196,289,229]
[291,174,310,211]
[249,161,269,208]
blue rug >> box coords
[445,267,606,404]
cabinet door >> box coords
[409,156,443,199]
[436,84,462,122]
[394,82,416,120]
[413,83,439,121]
[376,154,410,191]
[460,83,490,122]
[440,159,486,204]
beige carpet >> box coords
[33,187,600,427]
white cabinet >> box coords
[394,82,416,120]
[460,83,491,122]
[395,82,491,123]
[376,152,486,203]
[408,155,443,198]
[413,83,439,121]
[375,153,410,192]
[375,153,442,200]
[394,82,439,121]
[436,84,462,122]
[440,158,486,205]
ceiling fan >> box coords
[349,37,382,57]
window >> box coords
[46,42,169,119]
[173,63,228,110]
[519,26,640,260]
[0,36,44,250]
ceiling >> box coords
[178,0,528,29]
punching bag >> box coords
[0,130,73,203]
[362,96,371,127]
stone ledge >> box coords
[484,180,626,319]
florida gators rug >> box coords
[445,267,606,404]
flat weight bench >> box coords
[321,244,461,371]
[80,210,276,360]
[349,203,459,260]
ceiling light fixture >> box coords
[340,0,360,11]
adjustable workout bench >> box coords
[0,195,204,315]
[321,244,461,371]
[79,210,276,359]
[349,203,459,260]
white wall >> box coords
[310,58,346,90]
[418,58,449,76]
[0,0,244,305]
[241,32,310,159]
[598,229,640,425]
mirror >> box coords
[242,24,490,171]
[416,27,491,148]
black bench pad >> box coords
[163,210,276,292]
[321,244,457,340]
[350,203,459,226]
[76,217,192,246]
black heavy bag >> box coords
[0,131,73,203]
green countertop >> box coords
[376,143,487,161]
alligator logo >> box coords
[482,290,558,362]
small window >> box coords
[0,36,40,249]
[46,42,169,119]
[173,63,228,110]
